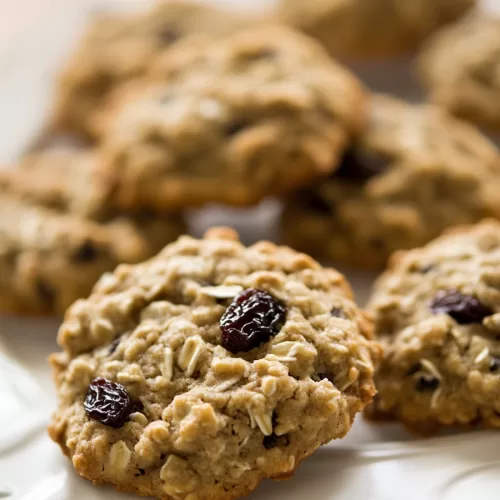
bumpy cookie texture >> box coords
[276,0,476,59]
[0,194,151,314]
[0,151,185,314]
[0,149,185,254]
[51,0,247,137]
[419,14,500,131]
[367,220,500,434]
[49,228,380,499]
[282,94,500,269]
[98,26,367,211]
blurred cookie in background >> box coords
[282,94,500,269]
[276,0,477,59]
[419,13,500,133]
[0,150,185,314]
[96,26,368,212]
[367,220,500,434]
[0,194,151,314]
[50,0,250,139]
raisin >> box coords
[430,290,493,324]
[37,279,55,305]
[84,378,141,428]
[415,375,440,392]
[72,240,98,262]
[406,363,421,376]
[300,191,331,215]
[335,148,389,182]
[489,357,500,372]
[330,307,347,319]
[225,121,248,137]
[263,433,289,449]
[134,468,146,477]
[220,289,286,353]
[157,26,181,45]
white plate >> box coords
[1,2,500,500]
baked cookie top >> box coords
[0,149,186,253]
[276,0,476,58]
[0,193,149,314]
[49,228,379,499]
[98,26,367,211]
[282,94,500,268]
[51,0,246,137]
[419,13,500,131]
[367,220,500,433]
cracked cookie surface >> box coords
[367,220,500,434]
[282,94,500,269]
[276,0,476,58]
[419,14,500,131]
[49,228,380,499]
[98,26,367,211]
[51,0,246,137]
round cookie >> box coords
[276,0,476,59]
[419,14,500,131]
[0,150,185,314]
[0,149,186,252]
[51,0,247,138]
[49,228,380,499]
[367,220,500,434]
[98,26,367,211]
[282,94,500,269]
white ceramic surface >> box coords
[1,1,500,499]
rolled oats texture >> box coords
[49,227,380,499]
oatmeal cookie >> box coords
[367,220,500,434]
[419,14,500,131]
[276,0,476,59]
[49,228,380,499]
[51,0,247,138]
[0,149,185,254]
[282,94,500,269]
[97,26,367,211]
[0,194,154,314]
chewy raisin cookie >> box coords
[282,94,500,269]
[419,14,500,131]
[49,228,380,499]
[0,194,154,315]
[0,149,185,253]
[51,0,247,138]
[0,150,185,314]
[97,26,367,211]
[367,220,500,434]
[276,0,476,59]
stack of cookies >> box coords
[4,0,500,498]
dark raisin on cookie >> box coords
[415,375,440,392]
[263,433,290,450]
[430,290,493,324]
[225,121,248,137]
[406,363,421,376]
[300,191,332,215]
[36,279,55,305]
[72,240,99,262]
[84,377,140,428]
[335,148,389,182]
[331,307,347,319]
[157,25,181,45]
[489,358,500,372]
[220,288,286,353]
